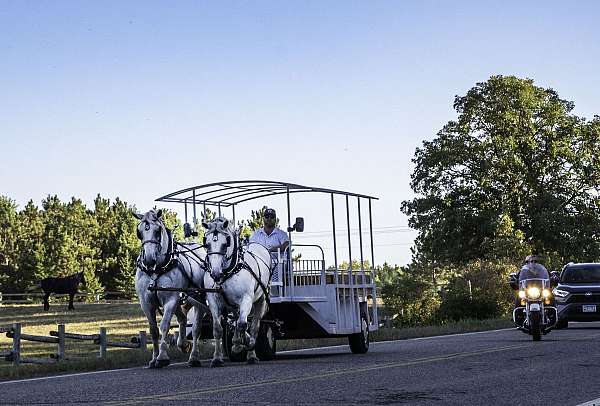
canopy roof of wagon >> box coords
[155,180,378,208]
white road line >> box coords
[0,326,512,386]
[577,398,600,406]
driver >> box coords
[249,208,289,258]
[250,208,289,285]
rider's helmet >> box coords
[524,254,543,265]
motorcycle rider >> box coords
[518,254,550,281]
[512,254,554,321]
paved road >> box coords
[3,323,600,405]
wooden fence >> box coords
[0,292,134,305]
[0,323,148,366]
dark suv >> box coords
[553,263,600,328]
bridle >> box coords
[137,220,173,275]
[204,228,239,281]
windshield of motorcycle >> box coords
[519,278,549,290]
[518,263,550,281]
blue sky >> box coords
[1,1,599,266]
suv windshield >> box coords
[562,266,600,284]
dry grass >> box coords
[0,302,212,380]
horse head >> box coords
[202,217,235,281]
[133,209,169,272]
[77,271,86,287]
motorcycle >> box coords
[509,273,558,341]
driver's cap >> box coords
[264,208,276,218]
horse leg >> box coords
[143,308,160,368]
[174,305,190,354]
[156,298,177,368]
[68,292,75,310]
[43,292,50,311]
[246,296,268,364]
[233,295,253,354]
[187,308,204,367]
[208,294,225,367]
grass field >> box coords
[0,302,513,381]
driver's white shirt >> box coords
[250,227,289,258]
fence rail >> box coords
[0,292,134,305]
[1,323,149,367]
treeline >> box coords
[0,195,184,296]
[378,75,600,326]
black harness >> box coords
[137,225,206,296]
[205,229,272,307]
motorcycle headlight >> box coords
[527,287,541,299]
[518,290,526,299]
[542,289,551,298]
[553,288,569,298]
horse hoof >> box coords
[179,341,192,354]
[147,360,158,369]
[247,357,259,365]
[155,358,170,368]
[188,359,202,368]
[210,359,225,368]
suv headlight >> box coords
[527,287,541,299]
[542,289,551,298]
[518,290,526,299]
[553,288,569,298]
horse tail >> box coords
[25,284,41,292]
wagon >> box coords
[155,180,379,359]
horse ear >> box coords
[202,221,210,229]
[132,212,144,220]
[222,219,229,229]
[156,209,163,218]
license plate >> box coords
[583,305,597,313]
[529,303,540,311]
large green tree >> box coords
[402,75,600,266]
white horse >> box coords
[202,217,272,366]
[133,209,207,368]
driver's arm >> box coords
[269,231,289,253]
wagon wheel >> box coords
[224,321,247,362]
[255,322,277,361]
[348,313,370,354]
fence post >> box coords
[139,331,147,352]
[12,323,21,366]
[467,280,473,301]
[99,327,107,359]
[57,324,65,361]
[0,292,3,306]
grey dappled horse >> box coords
[202,217,272,366]
[134,209,207,368]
